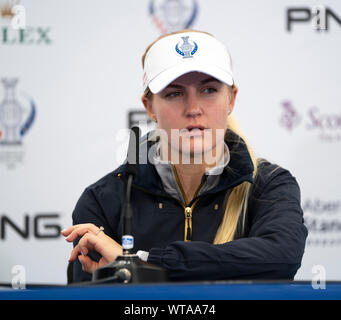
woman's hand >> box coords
[62,223,123,274]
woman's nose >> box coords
[185,92,202,118]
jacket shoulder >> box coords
[251,158,300,198]
[84,165,125,193]
[72,166,125,222]
[256,158,285,175]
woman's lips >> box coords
[180,126,206,137]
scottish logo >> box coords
[149,0,198,34]
[279,100,341,142]
[175,36,197,58]
[0,78,36,168]
[279,100,301,131]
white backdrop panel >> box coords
[0,0,340,284]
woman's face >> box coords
[143,71,237,163]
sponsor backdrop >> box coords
[0,0,340,284]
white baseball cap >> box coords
[143,31,234,94]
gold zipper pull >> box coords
[184,207,192,241]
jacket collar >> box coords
[115,129,254,196]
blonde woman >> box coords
[62,29,308,283]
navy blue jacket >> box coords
[72,130,308,282]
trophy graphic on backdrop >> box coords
[0,78,36,168]
[149,0,198,34]
[0,78,23,145]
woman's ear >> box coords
[228,85,238,114]
[142,96,156,122]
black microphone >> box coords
[122,126,140,254]
[92,126,169,284]
[125,126,140,177]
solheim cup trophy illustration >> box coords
[149,0,198,34]
[0,79,23,145]
[0,78,36,147]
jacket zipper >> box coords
[117,170,206,242]
[171,165,206,242]
[183,198,200,241]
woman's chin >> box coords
[173,145,217,165]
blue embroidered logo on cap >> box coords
[175,36,198,58]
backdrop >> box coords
[1,0,340,284]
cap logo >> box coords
[175,36,198,59]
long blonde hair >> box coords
[214,115,258,243]
[141,29,259,244]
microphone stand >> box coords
[92,127,169,284]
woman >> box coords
[62,29,308,283]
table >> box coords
[1,281,340,300]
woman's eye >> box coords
[165,91,181,98]
[202,87,217,94]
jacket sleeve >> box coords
[147,167,309,281]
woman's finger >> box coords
[61,225,75,237]
[67,232,101,262]
[78,255,99,274]
[80,231,122,262]
[64,223,100,242]
[68,242,86,262]
[68,232,96,262]
[66,227,123,270]
[62,223,96,237]
[77,232,103,255]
